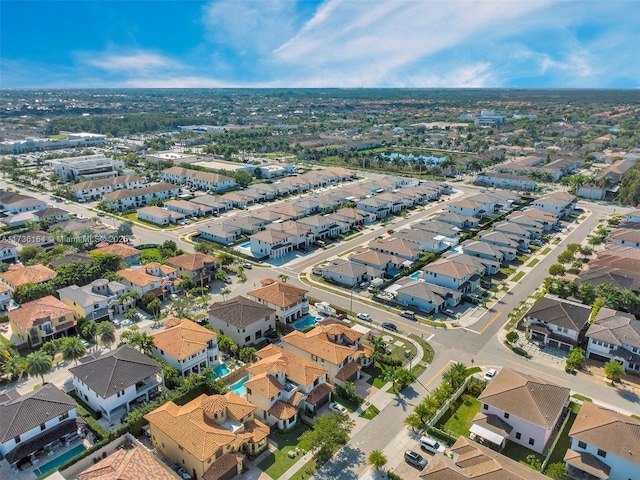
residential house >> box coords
[369,238,421,261]
[222,191,255,209]
[248,279,309,325]
[531,192,576,218]
[264,220,314,250]
[165,199,210,217]
[0,192,47,214]
[245,345,333,431]
[524,296,592,351]
[280,323,373,385]
[461,240,510,264]
[390,278,461,313]
[102,182,181,211]
[585,308,640,371]
[392,229,447,253]
[197,220,241,245]
[493,221,540,241]
[76,444,180,480]
[321,259,383,287]
[69,345,163,421]
[166,252,221,287]
[507,214,546,234]
[208,296,276,347]
[161,166,236,192]
[10,230,55,250]
[422,258,482,293]
[478,231,524,251]
[137,206,185,226]
[0,283,10,311]
[92,243,142,266]
[7,295,76,348]
[146,392,268,480]
[412,220,461,247]
[349,250,406,274]
[612,229,640,248]
[0,240,18,264]
[418,436,549,480]
[448,198,489,218]
[297,215,340,239]
[473,367,569,454]
[437,212,480,230]
[443,251,500,276]
[58,279,131,322]
[190,194,233,214]
[577,265,640,293]
[71,175,146,201]
[564,401,640,480]
[356,197,392,219]
[0,384,83,470]
[1,265,57,294]
[117,263,179,299]
[514,209,560,231]
[475,171,537,190]
[151,319,219,378]
[624,209,640,223]
[249,229,296,259]
[32,207,70,224]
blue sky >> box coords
[2,0,639,88]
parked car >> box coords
[329,402,348,414]
[223,277,232,284]
[483,368,497,381]
[400,310,416,319]
[382,322,397,332]
[359,281,370,289]
[443,308,456,318]
[387,229,395,234]
[404,450,428,468]
[357,312,372,321]
[420,436,446,455]
[242,263,252,269]
[513,346,528,357]
[96,211,105,217]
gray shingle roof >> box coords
[208,296,275,328]
[69,345,162,399]
[526,296,592,331]
[0,384,75,441]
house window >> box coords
[529,438,535,446]
[40,424,46,431]
[504,413,510,419]
[256,330,262,339]
[483,404,488,410]
[59,412,69,421]
[597,449,607,458]
[15,435,21,443]
[515,432,521,440]
[245,336,250,342]
[578,441,587,449]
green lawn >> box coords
[553,238,561,245]
[527,258,540,267]
[502,442,544,468]
[465,367,481,376]
[139,248,163,260]
[287,458,316,480]
[439,397,481,438]
[359,404,380,420]
[511,271,525,282]
[540,247,552,255]
[409,334,435,363]
[570,393,592,403]
[546,413,576,467]
[257,424,311,479]
[364,363,388,389]
[333,394,359,413]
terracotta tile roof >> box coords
[0,264,56,288]
[163,317,184,327]
[202,452,244,480]
[92,243,141,259]
[167,252,221,272]
[151,319,217,361]
[145,393,264,463]
[7,295,74,330]
[478,367,569,429]
[282,324,364,365]
[563,449,611,478]
[248,280,308,308]
[268,401,298,420]
[77,445,180,480]
[289,391,306,407]
[419,436,549,479]
[335,362,360,382]
[117,267,163,287]
[244,372,284,397]
[306,383,334,405]
[569,399,640,465]
[249,345,327,387]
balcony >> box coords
[136,375,161,394]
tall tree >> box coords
[300,412,355,464]
[604,360,625,384]
[60,337,87,365]
[368,450,387,471]
[97,321,116,349]
[26,351,53,385]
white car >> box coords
[329,402,348,414]
[357,312,372,321]
[484,368,497,381]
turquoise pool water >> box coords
[230,376,249,396]
[239,242,251,249]
[33,444,86,477]
[451,247,461,253]
[293,315,319,330]
[410,271,422,280]
[212,363,230,379]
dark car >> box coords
[513,347,529,357]
[382,322,397,332]
[404,450,427,468]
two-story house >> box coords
[422,258,482,293]
[0,240,18,264]
[531,191,576,218]
[70,346,163,422]
[58,278,131,321]
[585,308,640,371]
[0,264,57,290]
[0,384,83,470]
[208,296,276,347]
[0,283,9,311]
[564,401,640,480]
[472,367,569,454]
[71,175,146,201]
[248,279,309,325]
[102,182,181,211]
[245,345,333,431]
[249,229,297,259]
[116,263,179,299]
[92,243,142,266]
[280,324,373,386]
[166,252,221,288]
[612,230,640,248]
[161,166,236,192]
[7,296,76,348]
[524,296,592,351]
[145,392,268,480]
[151,319,219,378]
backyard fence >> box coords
[428,375,480,427]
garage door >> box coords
[559,343,571,352]
[588,352,610,363]
[548,340,560,349]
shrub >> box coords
[461,394,473,406]
[466,381,485,397]
[506,331,519,343]
[378,354,402,367]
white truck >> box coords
[316,301,337,316]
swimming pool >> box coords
[293,315,319,330]
[410,271,423,281]
[211,363,230,379]
[239,242,251,249]
[33,444,86,477]
[230,376,249,396]
[451,247,461,253]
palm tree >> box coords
[97,321,116,349]
[443,362,467,389]
[604,360,625,385]
[81,322,98,347]
[26,351,53,386]
[220,287,231,301]
[277,274,289,283]
[60,337,87,365]
[368,450,387,471]
[2,354,27,380]
[404,413,423,431]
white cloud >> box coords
[82,51,180,73]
